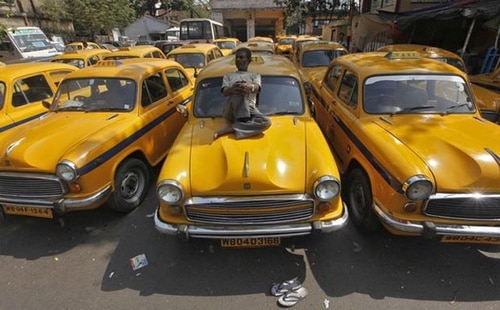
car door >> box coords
[313,64,342,145]
[138,69,187,162]
[6,72,57,128]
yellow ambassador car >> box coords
[51,49,111,69]
[309,51,500,244]
[0,59,193,220]
[275,35,296,58]
[154,55,348,247]
[1,62,77,135]
[166,43,224,80]
[378,44,500,123]
[103,45,166,60]
[297,40,348,82]
[213,37,241,56]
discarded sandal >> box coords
[277,287,308,307]
[270,277,302,297]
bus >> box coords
[0,26,58,63]
[179,18,228,42]
[165,27,180,41]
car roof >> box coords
[52,49,111,60]
[167,43,221,55]
[333,51,467,77]
[59,58,184,81]
[104,45,165,57]
[196,54,299,79]
[0,62,78,82]
[377,44,463,60]
[300,41,347,52]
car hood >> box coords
[188,117,306,195]
[0,112,125,171]
[374,115,500,191]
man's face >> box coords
[235,51,250,71]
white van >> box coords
[0,26,59,63]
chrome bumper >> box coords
[154,203,348,239]
[374,204,500,237]
[0,185,112,213]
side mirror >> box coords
[176,103,188,118]
[42,100,51,109]
[303,81,312,97]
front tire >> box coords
[107,158,150,213]
[345,167,381,232]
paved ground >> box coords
[1,186,499,310]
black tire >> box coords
[345,167,381,232]
[107,158,150,213]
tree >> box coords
[41,0,136,38]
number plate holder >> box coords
[441,235,500,245]
[220,237,281,248]
[3,205,54,219]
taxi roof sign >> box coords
[95,60,122,67]
[385,51,420,59]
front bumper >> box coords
[0,185,112,214]
[374,204,500,238]
[154,202,349,239]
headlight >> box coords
[157,180,184,204]
[313,176,341,201]
[403,175,433,200]
[56,160,78,182]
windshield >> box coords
[194,76,304,118]
[215,41,236,49]
[52,58,86,69]
[52,78,136,112]
[168,53,205,68]
[279,38,295,45]
[9,29,53,52]
[302,49,346,67]
[363,75,476,115]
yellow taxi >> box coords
[275,35,297,58]
[166,43,224,79]
[290,35,320,63]
[64,41,103,51]
[0,58,194,220]
[213,37,241,56]
[231,41,275,55]
[1,62,77,135]
[296,40,347,82]
[154,54,348,247]
[309,50,500,244]
[378,44,500,123]
[470,66,500,94]
[103,45,166,60]
[51,49,112,69]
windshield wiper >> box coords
[443,102,471,114]
[56,106,87,112]
[392,105,436,115]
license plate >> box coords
[3,205,53,219]
[441,235,500,245]
[221,237,281,248]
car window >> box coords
[169,53,205,68]
[11,74,53,107]
[88,56,100,66]
[141,73,168,107]
[152,51,164,58]
[165,68,189,92]
[325,65,342,91]
[363,75,476,114]
[302,50,346,67]
[338,71,357,108]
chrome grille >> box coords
[185,197,315,225]
[424,193,500,220]
[0,172,66,198]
